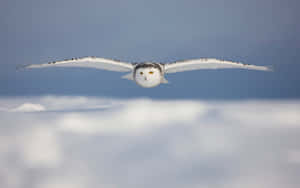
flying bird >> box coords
[20,57,272,88]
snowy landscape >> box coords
[1,96,300,187]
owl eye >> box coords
[149,71,154,74]
[140,72,143,75]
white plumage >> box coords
[20,56,272,88]
[20,57,133,72]
[164,58,271,73]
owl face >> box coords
[134,66,162,88]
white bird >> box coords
[20,56,272,88]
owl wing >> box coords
[163,58,272,74]
[19,56,134,72]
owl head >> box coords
[134,63,163,88]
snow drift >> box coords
[0,96,299,188]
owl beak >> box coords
[144,77,148,81]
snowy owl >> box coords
[20,57,272,88]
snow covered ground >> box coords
[0,96,300,188]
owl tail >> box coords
[162,77,169,84]
[121,73,134,80]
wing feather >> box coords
[19,56,134,72]
[164,58,272,73]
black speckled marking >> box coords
[134,63,162,75]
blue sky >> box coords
[1,0,300,99]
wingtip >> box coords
[253,65,273,72]
[16,64,28,71]
[265,65,274,72]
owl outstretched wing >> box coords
[164,58,272,74]
[19,56,134,72]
